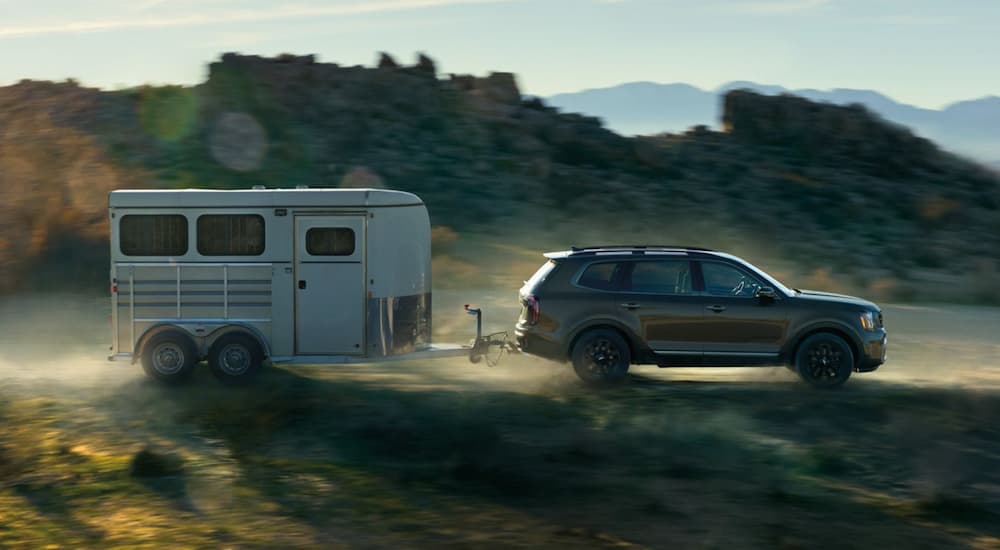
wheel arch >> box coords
[134,324,199,364]
[204,325,270,358]
[565,320,643,363]
[134,323,271,363]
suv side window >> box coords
[625,260,693,295]
[577,262,621,291]
[701,262,764,297]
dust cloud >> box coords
[0,293,129,385]
[2,286,999,393]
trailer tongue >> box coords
[464,305,515,367]
[263,305,514,367]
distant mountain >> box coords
[545,82,715,139]
[546,82,1000,163]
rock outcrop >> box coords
[377,52,399,69]
[415,53,437,76]
[723,90,942,177]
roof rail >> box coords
[569,245,715,253]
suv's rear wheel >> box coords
[571,329,631,385]
[795,333,853,388]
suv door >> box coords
[610,258,705,363]
[695,260,788,362]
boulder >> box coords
[129,447,184,478]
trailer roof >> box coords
[109,188,423,208]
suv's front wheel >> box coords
[795,333,854,388]
[571,329,631,385]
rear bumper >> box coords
[857,331,887,372]
[514,327,565,362]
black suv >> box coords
[515,246,886,387]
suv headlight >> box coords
[859,311,877,331]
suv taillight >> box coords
[526,294,540,325]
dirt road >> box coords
[1,294,999,548]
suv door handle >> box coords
[298,280,307,290]
[706,305,726,313]
[619,303,642,310]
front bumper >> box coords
[857,330,887,372]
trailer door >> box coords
[294,215,365,355]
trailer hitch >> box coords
[465,304,516,367]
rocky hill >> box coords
[547,81,1000,164]
[1,53,998,302]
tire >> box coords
[571,329,631,385]
[207,332,264,386]
[795,333,854,389]
[141,330,198,384]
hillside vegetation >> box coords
[1,52,998,301]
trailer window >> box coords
[197,215,265,256]
[306,228,355,256]
[120,215,188,256]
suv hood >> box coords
[794,289,879,310]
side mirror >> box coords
[755,286,777,303]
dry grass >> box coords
[2,295,1000,548]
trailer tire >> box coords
[208,333,264,386]
[141,331,198,384]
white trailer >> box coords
[108,188,503,384]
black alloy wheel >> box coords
[795,333,854,388]
[572,329,631,385]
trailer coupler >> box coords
[465,304,517,367]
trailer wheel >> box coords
[141,331,198,384]
[208,333,264,385]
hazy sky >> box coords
[0,0,997,108]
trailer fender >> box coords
[133,324,200,364]
[203,324,272,358]
[134,322,272,363]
